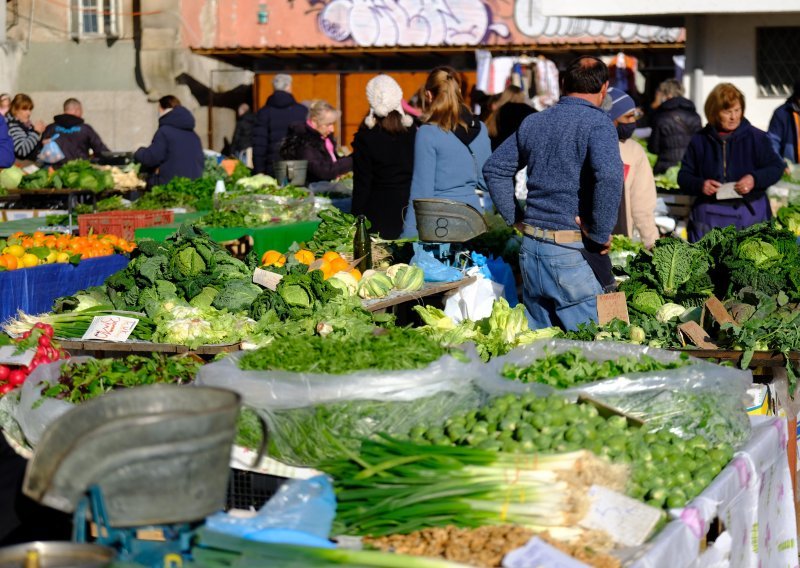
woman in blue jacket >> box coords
[401,67,492,238]
[134,95,204,187]
[678,83,784,242]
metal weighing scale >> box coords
[412,198,489,265]
[22,385,241,567]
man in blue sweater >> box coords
[483,56,623,331]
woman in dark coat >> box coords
[134,95,204,187]
[678,83,785,242]
[279,100,352,184]
[351,75,417,239]
[648,79,702,174]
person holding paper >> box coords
[678,83,784,242]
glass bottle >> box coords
[353,215,372,272]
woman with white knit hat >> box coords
[352,74,418,239]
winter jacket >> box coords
[279,122,353,184]
[252,91,308,175]
[0,116,15,169]
[767,98,800,164]
[6,116,41,162]
[133,106,204,187]
[484,97,623,246]
[402,111,492,238]
[490,102,536,151]
[647,96,702,174]
[678,119,784,204]
[230,112,257,155]
[613,138,659,248]
[42,114,109,166]
[352,123,416,239]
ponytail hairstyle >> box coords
[423,66,467,132]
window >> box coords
[756,27,800,97]
[70,0,121,39]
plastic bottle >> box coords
[353,215,372,272]
[213,179,226,208]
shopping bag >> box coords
[38,134,65,164]
[443,271,504,323]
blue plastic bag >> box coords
[470,252,518,307]
[410,242,462,282]
[205,475,335,548]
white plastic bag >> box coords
[443,271,504,324]
[195,348,483,467]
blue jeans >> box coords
[519,237,603,331]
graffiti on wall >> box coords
[316,0,511,47]
[313,0,682,47]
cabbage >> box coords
[655,302,686,323]
[737,238,781,267]
[631,289,664,316]
[328,271,359,296]
[0,166,24,190]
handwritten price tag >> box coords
[81,316,140,342]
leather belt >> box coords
[522,224,583,244]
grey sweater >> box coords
[483,96,624,245]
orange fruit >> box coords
[329,257,349,274]
[261,250,286,267]
[348,268,362,281]
[293,249,315,265]
[1,254,17,270]
[322,251,342,263]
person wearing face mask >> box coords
[133,95,204,188]
[605,87,658,249]
[678,83,784,242]
[279,100,353,184]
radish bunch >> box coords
[0,323,68,395]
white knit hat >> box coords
[365,74,413,129]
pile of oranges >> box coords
[0,231,136,271]
[261,249,362,281]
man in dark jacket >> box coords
[134,95,204,187]
[767,80,800,165]
[230,103,256,166]
[42,98,109,166]
[252,74,308,175]
[648,79,702,174]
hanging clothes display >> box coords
[532,56,560,111]
[608,52,641,98]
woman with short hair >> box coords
[401,66,492,237]
[678,83,785,241]
[279,100,353,183]
[7,94,45,162]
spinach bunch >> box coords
[40,354,201,404]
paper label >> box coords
[81,316,139,342]
[347,256,366,271]
[678,321,718,349]
[596,291,630,324]
[704,296,736,326]
[308,259,326,272]
[715,182,740,200]
[253,268,283,291]
[579,485,663,547]
[0,346,35,367]
[502,536,590,568]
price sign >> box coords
[253,268,283,291]
[81,316,139,342]
[596,291,630,325]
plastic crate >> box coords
[78,210,174,240]
[225,468,287,511]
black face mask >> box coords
[616,122,636,141]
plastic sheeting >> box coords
[627,416,798,568]
[0,255,129,323]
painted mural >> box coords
[181,0,684,51]
[312,0,682,47]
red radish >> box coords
[8,370,26,386]
[0,365,9,382]
[33,323,54,338]
[20,331,31,340]
[0,384,13,395]
[38,335,51,348]
[45,347,58,361]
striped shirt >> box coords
[7,116,41,161]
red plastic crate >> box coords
[78,210,174,240]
